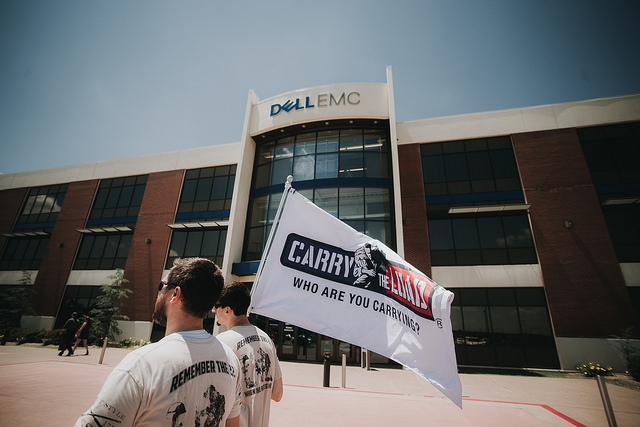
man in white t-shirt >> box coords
[75,258,242,427]
[215,282,283,427]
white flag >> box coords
[250,187,462,408]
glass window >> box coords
[445,153,469,181]
[462,306,490,334]
[428,219,454,250]
[244,121,394,261]
[211,175,229,200]
[88,175,147,227]
[167,229,227,268]
[89,193,107,214]
[73,234,132,270]
[314,188,338,217]
[490,306,520,334]
[452,218,478,249]
[503,215,533,248]
[490,150,518,178]
[579,122,640,263]
[105,187,121,209]
[422,136,523,199]
[429,214,536,266]
[579,122,640,187]
[365,188,390,219]
[254,164,272,189]
[340,129,363,150]
[195,177,213,201]
[366,220,391,243]
[271,158,293,186]
[202,230,222,256]
[316,153,338,179]
[295,133,316,156]
[118,185,134,208]
[248,195,269,228]
[338,188,364,220]
[364,152,389,179]
[317,130,339,153]
[185,231,204,256]
[477,217,506,248]
[518,306,553,336]
[177,165,236,221]
[293,155,315,181]
[364,130,387,152]
[603,205,640,262]
[256,141,275,166]
[467,151,493,180]
[339,151,364,178]
[453,288,558,368]
[274,137,294,159]
[16,184,68,227]
[0,237,50,270]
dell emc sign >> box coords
[270,91,360,117]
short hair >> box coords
[167,258,224,318]
[217,281,251,316]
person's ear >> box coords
[170,286,181,302]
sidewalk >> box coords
[1,343,638,426]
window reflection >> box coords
[452,288,558,368]
[244,122,395,261]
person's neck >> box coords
[165,316,204,336]
[227,315,252,329]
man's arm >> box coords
[271,376,283,402]
[225,415,240,427]
[74,368,140,427]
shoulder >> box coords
[216,328,242,343]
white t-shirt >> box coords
[216,326,282,427]
[75,330,241,427]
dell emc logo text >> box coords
[270,92,360,117]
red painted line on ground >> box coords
[539,404,587,427]
[285,384,587,426]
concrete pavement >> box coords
[1,343,638,426]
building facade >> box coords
[1,68,639,370]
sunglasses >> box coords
[158,280,176,292]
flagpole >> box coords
[249,175,294,313]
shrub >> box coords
[120,337,150,348]
[576,362,613,377]
[4,328,62,345]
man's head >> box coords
[153,257,224,326]
[215,281,251,317]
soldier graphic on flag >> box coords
[353,242,388,289]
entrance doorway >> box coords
[252,315,358,364]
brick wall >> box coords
[512,129,636,338]
[121,170,184,321]
[398,144,432,276]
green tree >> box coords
[0,271,35,345]
[90,269,132,342]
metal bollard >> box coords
[342,353,347,388]
[596,375,617,427]
[363,348,371,371]
[98,336,108,365]
[323,352,331,387]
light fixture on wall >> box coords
[145,238,152,244]
[564,220,574,229]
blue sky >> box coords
[1,0,639,174]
